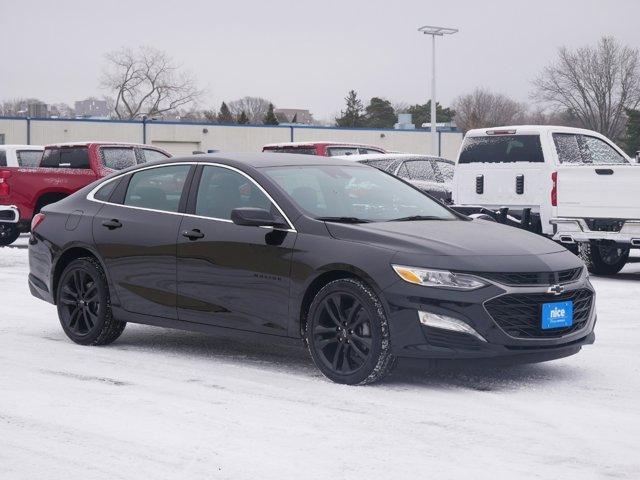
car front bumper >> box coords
[383,274,596,361]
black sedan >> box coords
[335,153,455,204]
[28,154,595,384]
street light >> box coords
[418,25,458,155]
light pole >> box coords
[418,25,458,155]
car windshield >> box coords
[262,164,457,222]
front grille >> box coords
[585,218,624,232]
[477,267,582,286]
[484,289,593,339]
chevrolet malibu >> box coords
[28,154,596,384]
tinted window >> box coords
[42,147,89,169]
[360,148,384,154]
[124,165,190,212]
[459,135,544,163]
[403,160,439,182]
[102,148,137,170]
[195,166,275,220]
[553,133,627,165]
[327,147,360,156]
[142,148,171,163]
[94,179,119,201]
[16,150,43,167]
[40,149,61,168]
[0,150,6,167]
[264,165,456,222]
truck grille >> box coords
[475,267,582,286]
[484,289,593,339]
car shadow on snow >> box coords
[112,324,586,391]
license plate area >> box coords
[541,301,573,329]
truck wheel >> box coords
[0,224,20,246]
[579,241,630,275]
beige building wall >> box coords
[0,118,463,159]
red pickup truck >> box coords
[262,141,386,156]
[0,142,170,246]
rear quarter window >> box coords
[458,135,544,164]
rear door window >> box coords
[124,165,190,213]
[403,160,440,182]
[102,148,138,170]
[327,147,360,156]
[434,161,454,181]
[458,135,544,163]
[16,150,43,167]
[61,147,90,169]
[141,148,171,163]
[553,133,628,164]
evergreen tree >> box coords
[623,108,640,157]
[263,103,279,125]
[237,110,249,124]
[365,97,397,128]
[406,101,455,127]
[335,90,365,127]
[218,102,234,123]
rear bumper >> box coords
[0,205,20,223]
[551,218,640,245]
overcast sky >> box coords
[1,0,638,120]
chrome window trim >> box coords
[86,161,297,233]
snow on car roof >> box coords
[333,153,453,163]
[465,125,607,137]
[0,144,44,150]
[263,141,379,148]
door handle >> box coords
[182,229,205,240]
[102,219,122,230]
[595,169,614,175]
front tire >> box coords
[579,241,629,275]
[306,278,396,385]
[0,224,20,246]
[56,257,126,345]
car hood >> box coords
[325,219,578,272]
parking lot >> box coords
[1,238,638,479]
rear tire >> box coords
[579,241,629,275]
[56,257,126,345]
[0,224,20,246]
[306,278,396,385]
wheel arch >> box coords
[297,264,386,338]
[34,191,69,215]
[51,244,110,303]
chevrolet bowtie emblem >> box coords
[547,284,565,295]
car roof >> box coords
[153,152,368,168]
[333,153,453,163]
[464,125,607,137]
[263,141,382,148]
[44,141,152,148]
[0,144,44,150]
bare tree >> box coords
[100,46,203,119]
[227,96,272,124]
[0,98,44,116]
[533,37,640,139]
[453,88,526,132]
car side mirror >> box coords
[231,207,283,228]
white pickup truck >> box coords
[0,145,44,168]
[452,125,637,275]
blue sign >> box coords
[542,301,573,329]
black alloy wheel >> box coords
[0,224,20,246]
[306,278,395,385]
[579,241,630,275]
[57,258,126,345]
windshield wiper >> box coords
[386,215,446,222]
[316,216,372,224]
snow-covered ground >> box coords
[1,242,639,480]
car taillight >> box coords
[0,170,10,197]
[31,213,46,231]
[551,171,558,207]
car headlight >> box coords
[392,265,489,290]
